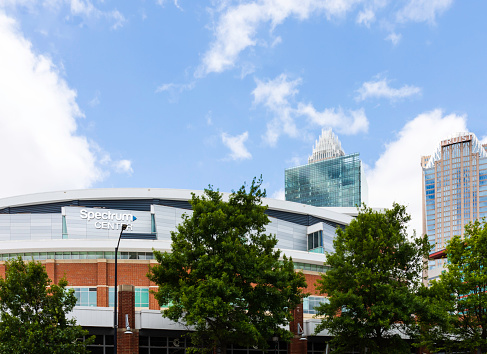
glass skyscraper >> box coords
[422,132,487,282]
[285,129,368,207]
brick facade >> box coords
[0,260,325,354]
[289,303,307,354]
[117,285,139,354]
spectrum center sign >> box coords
[79,209,137,230]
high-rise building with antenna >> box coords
[422,132,487,282]
[285,129,368,207]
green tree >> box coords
[426,219,487,353]
[0,257,92,354]
[314,204,430,354]
[148,178,307,354]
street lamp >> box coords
[114,224,128,354]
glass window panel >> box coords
[89,289,97,306]
[81,291,89,305]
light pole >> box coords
[114,224,128,354]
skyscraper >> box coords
[422,132,487,281]
[285,129,368,207]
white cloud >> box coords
[197,0,363,76]
[205,110,213,126]
[286,155,304,167]
[156,0,182,9]
[253,74,301,145]
[385,31,401,45]
[114,159,133,175]
[155,81,196,102]
[0,11,130,198]
[271,188,285,200]
[356,77,421,101]
[367,109,467,237]
[67,0,126,30]
[356,8,375,27]
[3,0,126,29]
[396,0,453,24]
[297,104,369,135]
[193,0,454,76]
[253,74,369,145]
[0,12,100,197]
[88,90,100,107]
[221,131,252,161]
[156,81,196,94]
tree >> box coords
[314,204,430,353]
[148,178,307,354]
[426,219,487,353]
[0,257,92,354]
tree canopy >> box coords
[315,204,430,353]
[424,219,487,353]
[0,258,91,354]
[148,178,306,353]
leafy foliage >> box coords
[425,219,487,353]
[0,258,92,354]
[148,178,306,353]
[315,204,430,353]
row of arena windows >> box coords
[72,286,327,314]
[71,287,150,308]
[0,253,329,273]
[0,251,155,261]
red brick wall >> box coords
[0,260,327,310]
[118,285,139,354]
[289,303,307,354]
[303,273,325,296]
[54,262,98,285]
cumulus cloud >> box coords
[3,0,126,29]
[271,188,285,200]
[65,0,126,29]
[396,0,453,24]
[190,0,456,76]
[114,160,133,175]
[88,90,100,107]
[253,74,369,146]
[356,8,375,27]
[367,109,467,236]
[156,0,183,10]
[356,77,421,101]
[197,0,363,76]
[0,12,130,198]
[385,32,401,45]
[297,104,369,135]
[221,131,252,160]
[155,81,196,94]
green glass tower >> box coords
[285,129,368,207]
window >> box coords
[136,288,149,307]
[85,334,114,354]
[303,296,328,314]
[109,287,149,308]
[307,231,323,251]
[62,215,68,239]
[72,287,97,307]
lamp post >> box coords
[114,224,128,354]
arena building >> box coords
[0,188,353,354]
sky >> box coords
[0,0,486,236]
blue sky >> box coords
[0,0,485,234]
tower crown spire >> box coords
[308,128,345,163]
